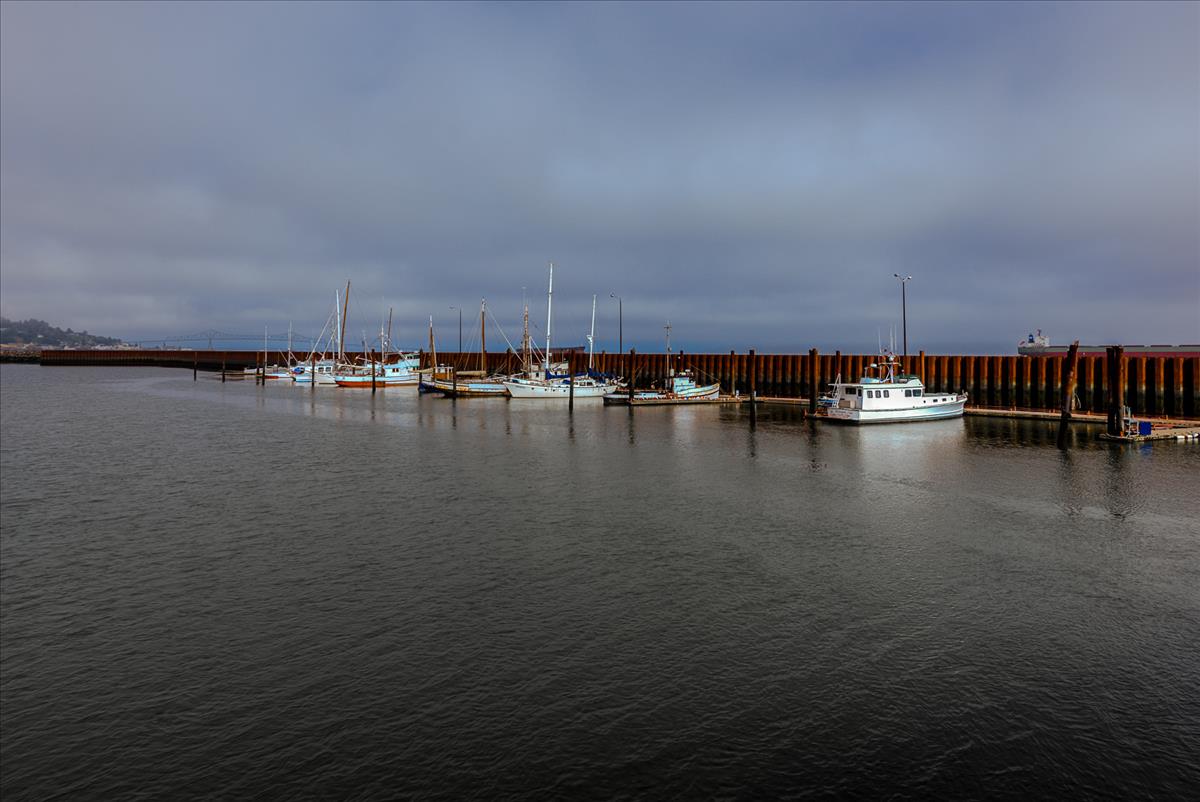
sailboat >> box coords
[503,264,620,399]
[242,325,292,379]
[293,283,350,384]
[418,315,455,392]
[425,299,510,397]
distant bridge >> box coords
[129,329,317,349]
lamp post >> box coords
[893,274,912,358]
[610,293,622,355]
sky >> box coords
[1,0,1197,354]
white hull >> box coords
[427,378,510,397]
[825,397,966,424]
[334,375,418,387]
[503,378,617,398]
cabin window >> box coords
[884,390,891,397]
[913,389,922,397]
[904,389,912,397]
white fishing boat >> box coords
[292,359,337,384]
[502,265,619,399]
[334,306,421,387]
[824,353,966,424]
[334,356,420,387]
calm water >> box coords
[2,365,1197,799]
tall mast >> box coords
[522,302,531,374]
[428,315,436,370]
[263,325,268,369]
[588,293,596,371]
[339,280,351,363]
[334,290,340,360]
[479,298,487,374]
[386,307,393,360]
[544,262,554,373]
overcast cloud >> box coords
[2,1,1197,353]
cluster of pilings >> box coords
[35,347,1200,419]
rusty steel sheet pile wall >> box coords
[38,349,1199,419]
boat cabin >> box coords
[832,377,959,410]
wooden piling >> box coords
[808,348,818,413]
[221,359,226,383]
[1134,357,1146,416]
[628,349,636,405]
[1056,341,1080,449]
[1107,347,1126,435]
[1171,356,1184,418]
[1034,357,1043,408]
[1081,356,1094,412]
[749,349,757,428]
[1004,356,1016,408]
[1152,357,1165,417]
[193,354,197,381]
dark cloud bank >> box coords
[2,1,1197,353]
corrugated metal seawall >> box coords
[36,348,1200,419]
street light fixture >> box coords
[610,293,622,354]
[893,274,912,358]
